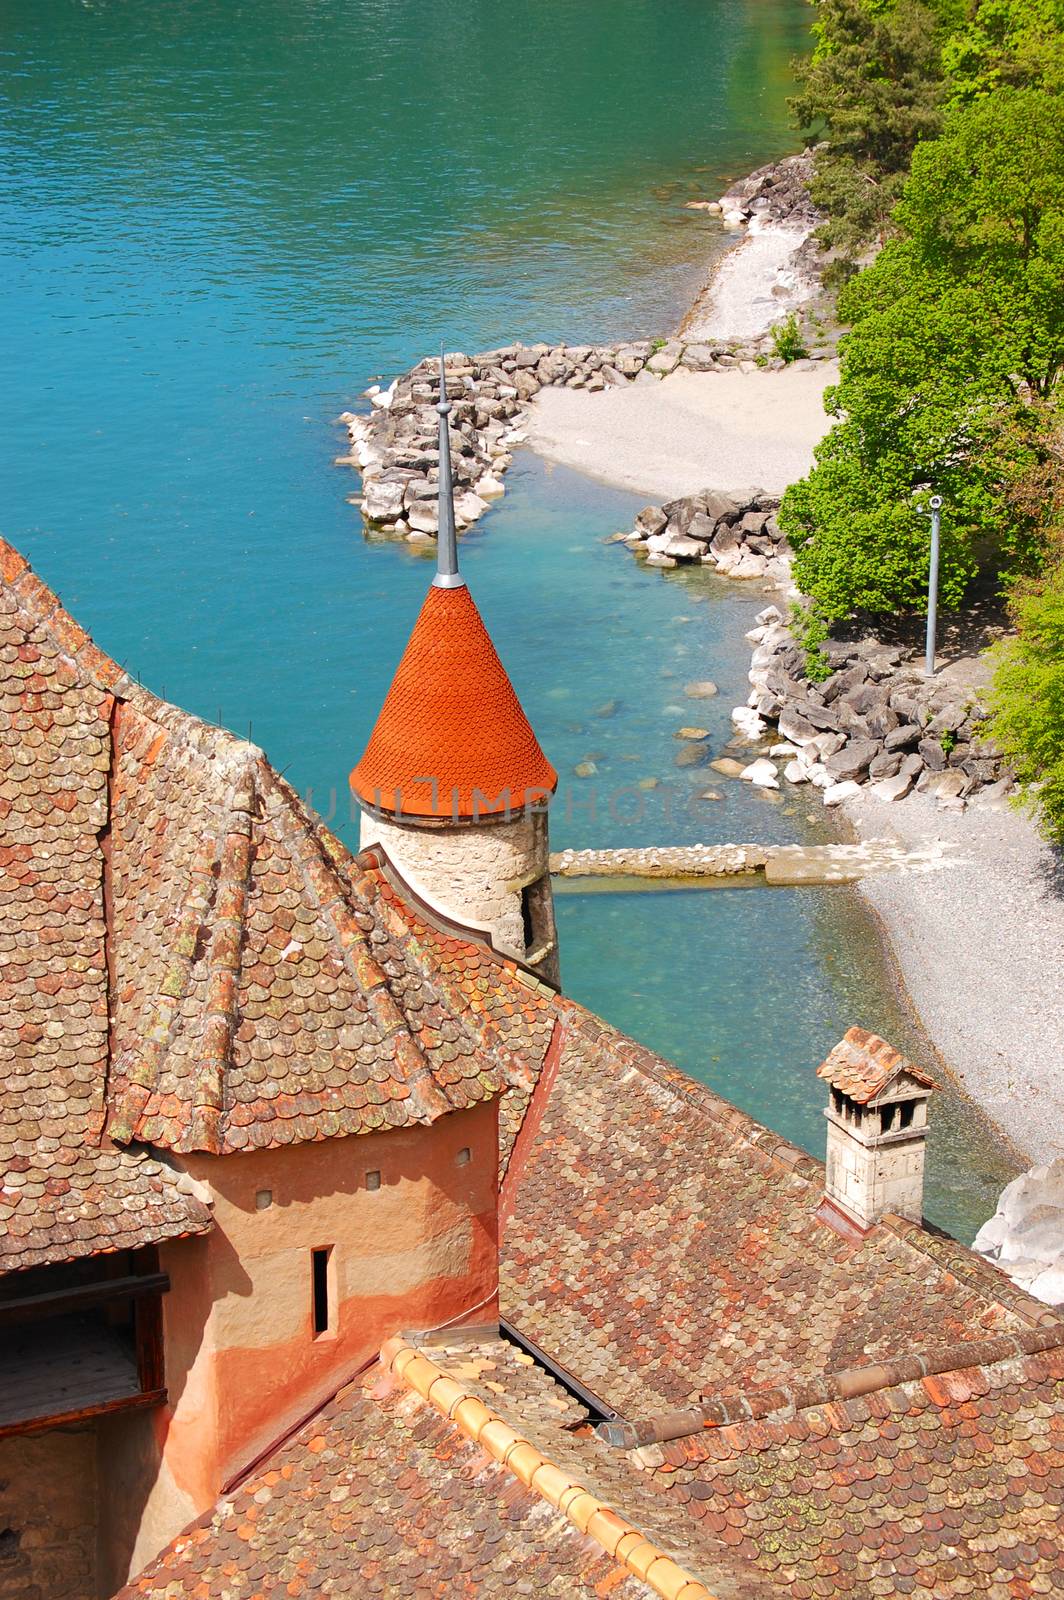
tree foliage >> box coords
[780,90,1064,620]
[943,0,1064,103]
[792,0,1064,255]
[989,554,1064,845]
[790,0,959,253]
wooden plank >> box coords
[0,1271,169,1325]
[0,1389,166,1441]
[0,1317,142,1429]
[135,1291,165,1393]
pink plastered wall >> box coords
[115,1097,499,1586]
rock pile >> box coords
[974,1161,1064,1309]
[335,149,831,546]
[737,608,1015,810]
[617,488,791,581]
[715,148,822,232]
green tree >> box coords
[989,555,1064,845]
[790,0,960,254]
[943,0,1064,103]
[780,89,1064,620]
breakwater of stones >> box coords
[550,840,934,886]
[335,337,826,542]
[610,488,791,583]
[731,607,1015,813]
[334,148,831,545]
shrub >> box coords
[988,557,1064,845]
[789,601,834,682]
[771,314,809,364]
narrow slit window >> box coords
[311,1247,331,1336]
[520,884,536,950]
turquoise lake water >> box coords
[1,0,1014,1236]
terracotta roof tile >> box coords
[1,539,554,1269]
[350,581,557,818]
[817,1026,936,1105]
[0,552,209,1272]
[117,1354,657,1600]
[629,1343,1064,1597]
[501,1005,1058,1419]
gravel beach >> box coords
[527,361,837,501]
[681,219,818,341]
[844,790,1064,1167]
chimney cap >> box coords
[817,1027,936,1106]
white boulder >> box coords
[739,758,779,790]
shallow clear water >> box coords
[1,0,1014,1237]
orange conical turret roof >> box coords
[350,581,557,819]
[351,353,556,822]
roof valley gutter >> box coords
[499,1316,621,1425]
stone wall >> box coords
[0,1427,96,1600]
[360,807,557,982]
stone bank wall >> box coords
[0,1427,96,1600]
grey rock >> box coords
[613,344,648,375]
[680,344,718,371]
[822,662,869,704]
[675,742,711,769]
[845,682,891,718]
[825,739,880,781]
[702,490,742,523]
[360,479,406,521]
[884,723,921,751]
[871,771,914,802]
[646,340,684,375]
[918,737,948,772]
[710,524,742,558]
[868,749,903,781]
[778,706,821,746]
[978,775,1015,804]
[635,505,668,537]
[661,495,701,535]
[794,698,841,733]
[928,703,968,736]
[686,512,717,545]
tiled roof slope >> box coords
[0,544,210,1272]
[818,1026,936,1104]
[350,581,558,819]
[409,1335,777,1600]
[629,1340,1064,1598]
[118,1354,658,1600]
[500,1005,1062,1420]
[0,539,543,1269]
[361,856,555,1168]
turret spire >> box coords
[433,351,465,590]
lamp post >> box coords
[925,495,942,678]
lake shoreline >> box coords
[338,147,1035,1199]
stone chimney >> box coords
[817,1028,936,1229]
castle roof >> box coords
[817,1025,937,1105]
[0,539,544,1272]
[350,581,558,820]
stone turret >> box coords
[817,1028,936,1229]
[350,356,560,985]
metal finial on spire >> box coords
[432,350,465,590]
